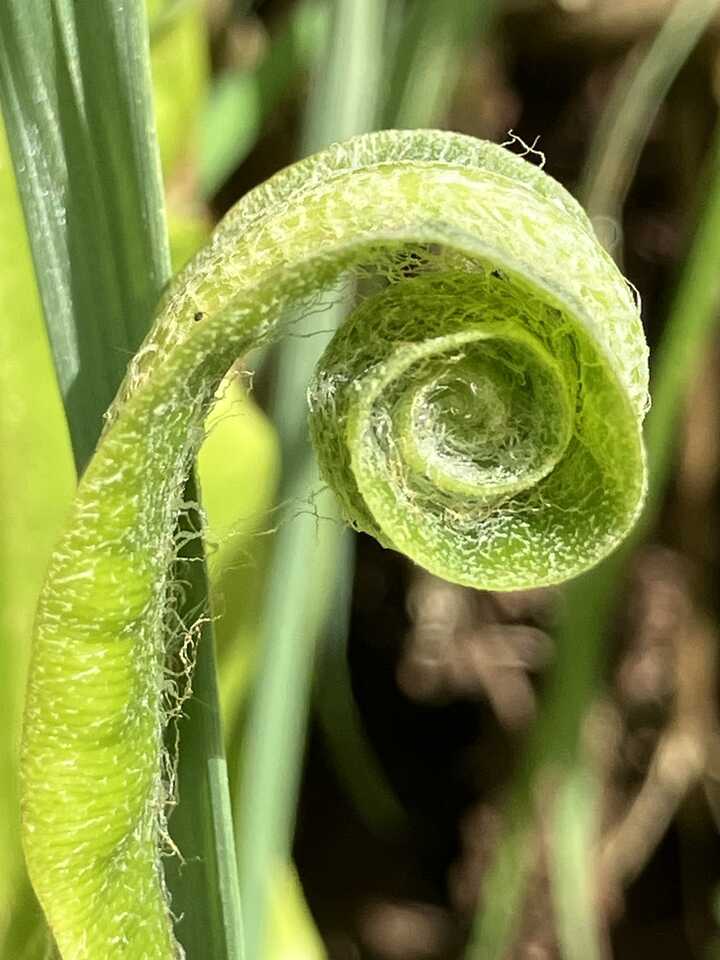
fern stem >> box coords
[21,129,647,959]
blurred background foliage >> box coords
[2,0,720,958]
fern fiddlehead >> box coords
[22,130,648,958]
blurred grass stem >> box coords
[579,0,719,254]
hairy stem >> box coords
[22,130,648,958]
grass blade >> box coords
[579,0,719,253]
[163,477,245,960]
[0,0,171,470]
[314,535,407,834]
[642,118,720,509]
[549,767,604,960]
[235,2,388,957]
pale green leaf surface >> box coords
[199,376,280,743]
[148,0,209,180]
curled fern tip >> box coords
[22,128,648,959]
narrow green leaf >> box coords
[164,477,244,960]
[235,3,388,958]
[199,0,329,198]
[643,120,720,509]
[579,0,719,253]
[314,536,407,835]
[549,769,603,960]
[200,378,280,744]
[0,0,171,470]
[384,0,499,129]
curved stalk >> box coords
[21,129,648,958]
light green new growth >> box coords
[21,129,648,958]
